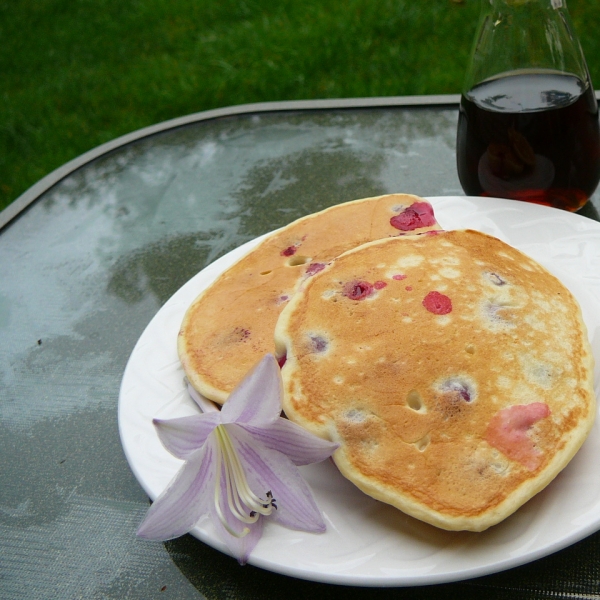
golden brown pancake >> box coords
[274,229,596,531]
[178,194,440,403]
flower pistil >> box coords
[214,424,276,538]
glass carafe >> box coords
[456,0,600,211]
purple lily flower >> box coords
[137,354,338,564]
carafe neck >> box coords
[463,0,591,93]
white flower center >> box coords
[214,424,276,538]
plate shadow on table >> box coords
[163,527,600,600]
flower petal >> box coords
[242,419,338,465]
[137,439,215,540]
[229,425,327,533]
[153,413,221,459]
[221,354,282,426]
[186,381,220,413]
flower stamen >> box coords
[214,425,276,537]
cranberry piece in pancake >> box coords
[486,403,551,471]
[343,281,374,301]
[390,201,437,231]
[422,291,452,315]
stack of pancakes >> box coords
[178,193,439,403]
[179,195,596,531]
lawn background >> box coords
[2,0,599,212]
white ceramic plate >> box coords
[119,196,600,587]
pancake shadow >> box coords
[354,463,583,563]
[364,500,476,549]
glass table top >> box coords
[2,99,600,599]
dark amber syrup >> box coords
[457,71,600,211]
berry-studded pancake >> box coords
[274,229,595,531]
[178,194,440,403]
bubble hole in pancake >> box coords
[178,194,440,404]
[274,229,596,531]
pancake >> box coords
[274,229,596,531]
[178,193,440,403]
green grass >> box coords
[1,0,599,212]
